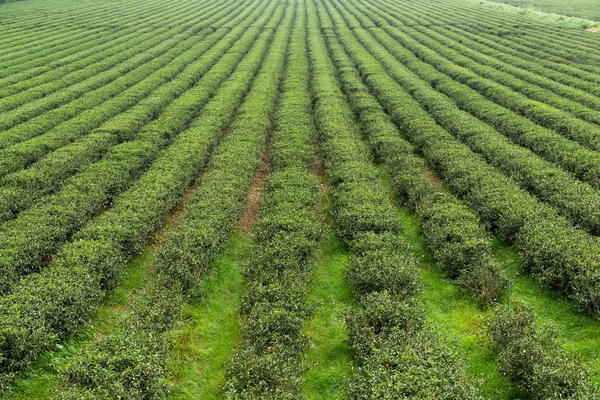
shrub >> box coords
[59,334,171,400]
[348,232,420,299]
[347,329,481,399]
[488,304,596,399]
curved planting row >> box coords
[390,12,600,125]
[0,0,166,68]
[420,24,600,98]
[0,0,259,180]
[382,24,600,154]
[0,22,79,52]
[322,3,598,396]
[0,26,105,65]
[335,0,600,236]
[432,22,600,83]
[322,0,600,318]
[319,5,595,396]
[346,1,600,160]
[0,0,166,56]
[306,1,479,397]
[396,0,600,65]
[341,1,600,187]
[0,29,149,96]
[0,31,182,142]
[0,0,231,92]
[0,27,235,223]
[0,22,91,54]
[0,25,146,90]
[225,4,321,397]
[387,0,600,92]
[396,0,600,75]
[364,0,599,73]
[385,4,600,101]
[0,0,259,224]
[0,0,123,23]
[0,30,177,126]
[0,0,156,56]
[398,0,600,77]
[0,0,286,390]
[0,0,220,101]
[319,5,506,305]
[56,6,292,398]
[0,0,277,295]
[429,22,600,89]
[0,28,115,74]
[419,17,600,90]
[0,1,232,137]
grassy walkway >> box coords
[302,231,355,399]
[7,250,152,399]
[166,232,248,400]
[378,166,600,397]
[494,239,600,382]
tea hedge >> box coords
[0,0,283,387]
[307,2,480,396]
[58,7,291,397]
[225,5,321,396]
[327,0,600,318]
[0,0,259,223]
[320,9,506,305]
[0,0,276,295]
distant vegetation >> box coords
[485,0,600,23]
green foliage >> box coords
[348,232,420,299]
[59,4,294,398]
[306,3,481,396]
[226,346,306,400]
[225,8,320,397]
[328,0,600,317]
[0,0,279,386]
[59,334,171,400]
[348,329,481,399]
[4,0,600,396]
[0,4,273,295]
[346,292,425,362]
[0,12,258,224]
[321,4,506,305]
[488,304,597,399]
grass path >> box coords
[301,137,357,399]
[302,231,355,399]
[6,250,152,399]
[6,175,206,399]
[494,239,600,382]
[373,167,518,398]
[166,232,248,400]
[377,165,600,397]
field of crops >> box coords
[487,0,600,22]
[1,0,600,398]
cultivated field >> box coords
[1,0,600,398]
[487,0,600,22]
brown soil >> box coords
[150,182,199,251]
[586,27,600,33]
[314,157,329,194]
[424,167,443,189]
[170,183,198,228]
[313,136,330,223]
[240,138,271,234]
